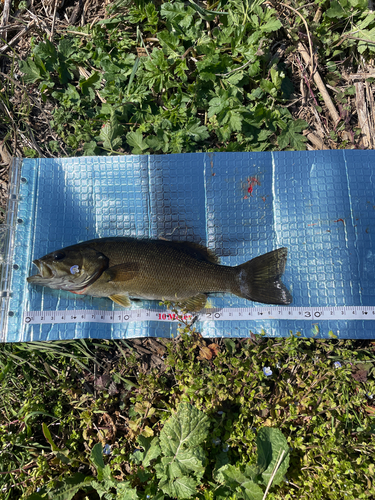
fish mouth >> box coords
[27,260,54,282]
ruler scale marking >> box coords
[23,306,375,325]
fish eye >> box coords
[54,252,65,261]
[70,265,80,275]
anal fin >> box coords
[109,294,132,308]
[176,293,207,312]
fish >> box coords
[27,237,292,311]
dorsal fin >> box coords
[173,241,220,264]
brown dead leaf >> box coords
[198,346,213,360]
[352,369,368,383]
[207,343,220,356]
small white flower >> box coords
[263,366,272,376]
[212,437,221,446]
[103,444,111,455]
[334,361,342,369]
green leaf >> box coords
[224,339,236,354]
[216,464,248,486]
[79,71,101,96]
[257,427,290,487]
[241,482,264,500]
[115,481,140,499]
[160,403,210,453]
[48,473,88,500]
[34,39,58,68]
[227,71,245,85]
[325,0,346,18]
[185,120,209,141]
[261,18,282,33]
[19,58,46,83]
[228,111,243,132]
[42,422,59,452]
[216,465,263,500]
[138,435,161,467]
[277,119,308,150]
[126,129,149,154]
[161,2,196,29]
[91,442,105,470]
[99,115,123,151]
[159,475,199,499]
[58,38,77,59]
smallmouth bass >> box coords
[27,237,292,311]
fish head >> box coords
[27,244,109,291]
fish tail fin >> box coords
[234,248,292,305]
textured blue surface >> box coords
[3,151,375,341]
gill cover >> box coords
[27,245,109,292]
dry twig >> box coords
[0,0,12,43]
[355,82,374,148]
[279,2,314,77]
[298,42,340,126]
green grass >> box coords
[0,331,374,499]
[14,0,375,157]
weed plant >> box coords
[16,0,375,156]
[0,328,374,499]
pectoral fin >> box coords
[105,263,140,282]
[176,293,207,312]
[109,294,132,307]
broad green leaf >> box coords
[241,481,264,500]
[100,116,123,151]
[227,71,245,85]
[228,111,243,132]
[126,130,149,154]
[277,119,308,150]
[58,38,77,59]
[159,475,198,499]
[34,39,58,68]
[160,403,210,454]
[325,0,347,18]
[79,71,101,96]
[161,2,195,28]
[91,442,105,470]
[257,427,290,487]
[48,473,88,500]
[158,30,182,56]
[208,97,226,118]
[19,58,46,83]
[261,18,282,33]
[137,435,161,467]
[116,481,140,499]
[158,446,206,478]
[185,120,209,141]
[216,464,248,486]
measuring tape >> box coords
[23,306,375,325]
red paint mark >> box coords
[334,218,345,225]
[246,176,261,197]
[243,195,248,200]
[262,196,266,202]
[307,223,318,227]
